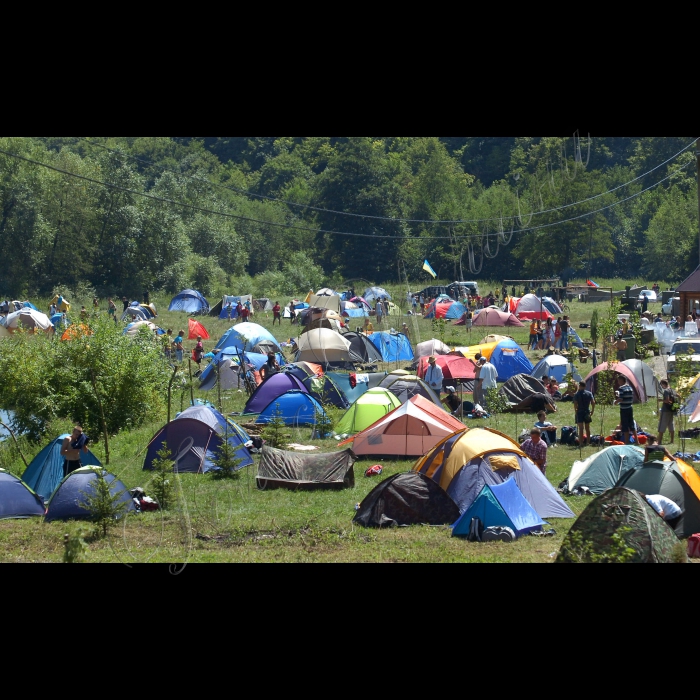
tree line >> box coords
[1,136,697,300]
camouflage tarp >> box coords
[354,472,460,528]
[257,447,356,490]
[557,488,680,563]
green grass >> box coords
[1,288,697,563]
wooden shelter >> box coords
[675,265,700,317]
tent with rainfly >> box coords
[471,309,524,328]
[417,354,476,383]
[489,340,534,381]
[414,428,575,519]
[168,289,209,315]
[368,332,414,362]
[0,469,46,519]
[22,435,102,502]
[425,300,467,320]
[379,375,442,408]
[343,332,384,365]
[302,374,350,410]
[354,472,461,528]
[188,319,210,340]
[44,467,137,523]
[296,329,353,367]
[363,287,392,305]
[511,294,552,321]
[339,395,466,457]
[327,372,388,405]
[452,479,547,538]
[565,445,645,495]
[216,323,282,355]
[257,446,356,491]
[616,459,700,539]
[244,373,309,415]
[415,339,451,360]
[336,388,402,435]
[256,391,327,427]
[531,355,582,384]
[585,362,647,403]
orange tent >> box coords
[61,324,93,341]
[188,319,210,341]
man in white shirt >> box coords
[425,357,444,394]
[479,358,498,392]
[646,494,683,525]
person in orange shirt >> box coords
[529,321,539,350]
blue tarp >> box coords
[343,308,369,319]
[169,289,210,315]
[368,332,414,362]
[50,313,70,328]
[256,391,326,427]
[22,436,102,502]
[452,479,547,538]
[216,323,282,354]
[45,468,136,523]
[0,470,45,519]
[490,340,534,382]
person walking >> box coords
[573,381,596,448]
[657,379,677,445]
[560,316,570,351]
[193,336,205,369]
[479,357,498,403]
[615,376,638,445]
[108,298,117,323]
[273,302,282,326]
[375,300,384,327]
[122,297,129,312]
[174,330,184,364]
[472,354,484,406]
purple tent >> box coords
[244,373,309,415]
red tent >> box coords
[417,354,476,382]
[188,319,210,341]
[584,362,646,403]
[472,309,525,328]
[517,310,553,321]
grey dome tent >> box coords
[354,472,460,528]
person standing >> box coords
[573,381,596,447]
[419,294,425,315]
[363,317,374,335]
[479,357,498,401]
[472,354,484,406]
[657,379,677,445]
[108,298,117,323]
[425,357,444,394]
[163,329,173,360]
[240,303,250,324]
[288,302,297,325]
[615,376,638,445]
[642,294,649,314]
[529,320,539,351]
[226,302,234,321]
[60,426,90,478]
[560,316,570,351]
[193,336,205,369]
[401,323,411,342]
[273,302,282,326]
[376,300,384,327]
[261,352,280,382]
[92,297,99,313]
[615,335,628,362]
[122,297,129,312]
[174,330,184,364]
[522,429,548,475]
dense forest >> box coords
[0,136,697,300]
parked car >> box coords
[662,298,679,315]
[667,338,700,375]
[639,289,657,302]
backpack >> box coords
[482,527,516,543]
[689,534,700,559]
[561,426,578,446]
[467,517,484,542]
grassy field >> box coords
[1,284,696,564]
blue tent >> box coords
[245,374,309,415]
[216,323,282,354]
[452,479,547,538]
[256,391,327,427]
[445,302,467,320]
[364,287,392,304]
[22,435,102,502]
[143,406,253,474]
[343,308,370,319]
[168,289,210,315]
[303,375,350,410]
[50,313,70,328]
[22,302,39,311]
[0,469,46,519]
[368,332,415,363]
[45,467,136,523]
[490,340,534,382]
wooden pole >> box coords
[188,359,195,407]
[0,420,29,469]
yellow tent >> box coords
[50,295,71,313]
[454,342,499,362]
[413,428,525,491]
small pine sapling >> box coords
[260,404,288,450]
[212,430,244,480]
[151,446,176,510]
[80,469,130,538]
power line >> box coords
[0,146,691,242]
[68,136,699,226]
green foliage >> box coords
[431,317,447,345]
[211,431,244,480]
[590,310,599,348]
[79,469,131,538]
[260,404,288,450]
[485,388,509,415]
[63,527,89,564]
[561,527,637,564]
[151,446,175,509]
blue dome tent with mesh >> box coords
[168,289,210,315]
[215,323,283,355]
[22,435,102,502]
[368,332,415,362]
[256,391,327,427]
[0,469,46,519]
[489,340,535,382]
[363,287,392,305]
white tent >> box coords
[531,355,582,383]
[3,309,52,332]
[125,321,159,338]
[516,294,548,314]
[309,295,342,314]
[316,288,338,297]
[415,339,451,360]
[296,329,352,364]
[620,359,661,399]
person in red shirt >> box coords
[240,305,250,323]
[522,429,548,476]
[273,302,282,326]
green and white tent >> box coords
[565,446,645,495]
[336,388,402,436]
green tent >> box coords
[336,388,402,436]
[565,446,645,494]
[557,488,681,564]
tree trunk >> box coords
[90,370,110,466]
[0,420,29,468]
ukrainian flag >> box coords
[423,260,437,279]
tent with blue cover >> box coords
[143,405,253,474]
[22,435,102,502]
[256,391,327,427]
[303,374,350,410]
[368,332,414,363]
[0,469,46,519]
[531,355,582,384]
[215,323,282,355]
[45,467,136,523]
[245,373,308,414]
[489,340,534,381]
[50,313,70,329]
[169,289,210,315]
[452,479,547,538]
[364,287,392,305]
[425,299,467,320]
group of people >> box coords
[225,299,253,324]
[529,316,573,351]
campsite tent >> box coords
[257,446,356,490]
[3,309,53,332]
[22,435,102,501]
[302,374,350,410]
[541,297,563,315]
[380,376,442,408]
[327,372,388,405]
[354,472,460,528]
[340,395,465,457]
[417,354,476,383]
[316,288,338,297]
[415,339,451,360]
[121,306,148,322]
[368,332,414,362]
[44,467,136,523]
[343,332,384,365]
[363,287,392,305]
[199,349,283,392]
[566,446,645,495]
[308,295,342,315]
[143,406,253,474]
[256,391,327,427]
[452,480,547,538]
[414,428,575,519]
[616,460,700,539]
[472,309,524,328]
[124,321,161,338]
[0,469,46,519]
[244,373,308,415]
[168,289,209,315]
[425,300,467,320]
[210,295,253,319]
[556,488,680,563]
[620,359,661,399]
[499,375,549,410]
[512,294,553,321]
[301,319,345,335]
[216,323,282,355]
[455,342,499,362]
[531,355,582,384]
[585,362,647,403]
[296,329,353,367]
[336,388,402,435]
[489,340,534,381]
